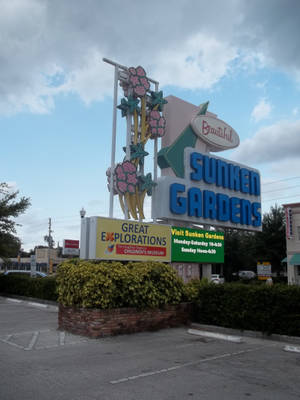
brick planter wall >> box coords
[58,303,192,338]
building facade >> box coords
[283,203,300,285]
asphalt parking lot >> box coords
[1,296,300,400]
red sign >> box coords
[285,208,293,239]
[116,244,166,257]
[64,240,79,249]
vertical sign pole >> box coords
[152,83,159,223]
[153,82,159,183]
[124,112,131,219]
[109,65,119,218]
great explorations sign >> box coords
[87,217,171,262]
[80,216,224,263]
[153,96,262,231]
[171,226,224,263]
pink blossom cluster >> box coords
[148,110,166,138]
[114,161,138,194]
[128,66,150,97]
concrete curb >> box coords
[188,328,244,343]
[190,322,300,345]
[0,295,58,311]
[283,345,300,353]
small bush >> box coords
[56,260,185,309]
[0,274,57,301]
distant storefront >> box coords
[282,203,300,285]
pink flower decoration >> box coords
[130,76,139,86]
[114,161,138,195]
[136,66,145,76]
[115,165,125,180]
[140,78,148,87]
[148,110,166,138]
[106,167,118,194]
[128,66,150,97]
[127,173,138,185]
[128,184,135,194]
[117,181,127,193]
[123,160,136,173]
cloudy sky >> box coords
[2,0,300,250]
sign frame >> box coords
[63,239,80,256]
[87,216,171,262]
[171,226,224,263]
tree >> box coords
[0,183,31,257]
[224,229,257,281]
[224,204,286,279]
[254,204,286,275]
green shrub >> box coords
[189,282,300,336]
[184,278,210,303]
[0,274,57,301]
[56,260,185,309]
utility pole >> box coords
[48,218,53,248]
[44,218,54,274]
[44,218,54,248]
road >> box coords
[1,296,300,400]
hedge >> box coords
[56,260,185,309]
[187,280,300,336]
[2,263,300,337]
[0,273,57,301]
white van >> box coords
[211,274,225,284]
[238,270,256,279]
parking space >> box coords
[1,296,300,400]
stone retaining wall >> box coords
[58,303,192,338]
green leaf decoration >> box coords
[123,143,149,166]
[197,101,209,115]
[117,96,140,117]
[138,173,157,195]
[149,90,168,111]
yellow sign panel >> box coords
[257,261,272,280]
[95,217,171,262]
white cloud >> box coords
[251,99,272,122]
[231,119,300,165]
[293,107,299,116]
[59,49,113,104]
[152,34,237,90]
[5,181,17,192]
[1,0,300,115]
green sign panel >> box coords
[171,226,224,263]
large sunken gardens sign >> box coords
[80,61,261,262]
[152,96,262,232]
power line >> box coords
[262,183,300,194]
[263,193,300,202]
[263,176,300,186]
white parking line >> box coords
[25,331,39,351]
[0,329,88,351]
[110,345,273,384]
[27,302,48,309]
[59,331,65,346]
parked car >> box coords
[3,270,48,277]
[238,270,256,280]
[211,274,225,284]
